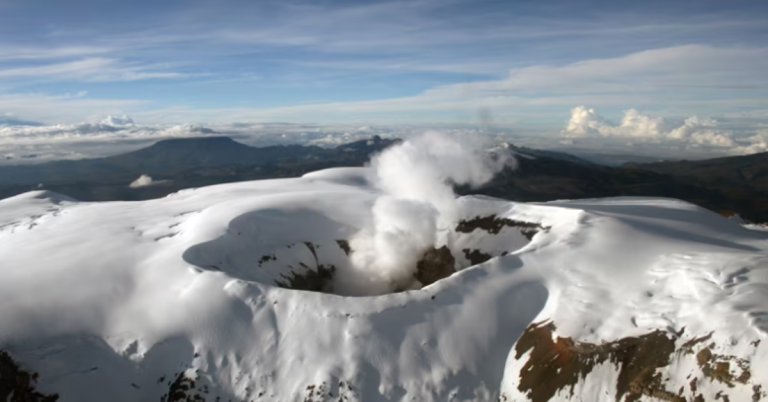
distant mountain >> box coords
[567,152,668,166]
[0,136,397,186]
[105,136,325,172]
[507,144,595,165]
[626,151,768,190]
[470,151,768,223]
[0,136,398,201]
[3,136,768,222]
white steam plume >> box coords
[336,131,515,296]
[129,174,155,188]
[129,174,171,188]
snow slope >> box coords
[0,167,766,401]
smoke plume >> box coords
[336,131,514,295]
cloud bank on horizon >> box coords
[0,0,767,160]
[1,107,767,165]
[561,106,768,155]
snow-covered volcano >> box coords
[1,144,767,401]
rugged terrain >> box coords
[0,136,397,202]
[3,137,768,224]
[0,167,766,401]
[471,149,768,223]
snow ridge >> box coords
[0,169,766,401]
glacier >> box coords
[0,167,766,401]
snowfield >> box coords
[0,166,767,401]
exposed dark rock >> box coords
[336,240,351,256]
[515,321,682,402]
[0,350,59,401]
[696,346,751,386]
[303,242,318,261]
[462,248,493,265]
[514,322,762,402]
[161,371,206,402]
[754,384,765,401]
[275,265,336,293]
[415,246,456,287]
[270,241,338,293]
[467,153,768,224]
[258,254,276,266]
[456,215,549,240]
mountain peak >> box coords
[150,136,238,148]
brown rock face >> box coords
[415,246,456,287]
[510,322,764,402]
[513,321,681,402]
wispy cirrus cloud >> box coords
[107,44,765,125]
[0,0,765,166]
[433,45,768,97]
[1,43,765,128]
[3,0,766,88]
[0,58,187,82]
[0,45,111,61]
[0,92,146,124]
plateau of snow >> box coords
[0,141,767,401]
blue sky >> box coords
[0,0,767,128]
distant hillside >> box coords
[0,136,397,186]
[626,151,768,190]
[507,144,595,165]
[3,137,768,222]
[0,136,398,201]
[470,151,768,223]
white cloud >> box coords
[0,45,766,126]
[399,45,768,109]
[562,106,667,139]
[0,92,146,124]
[0,121,221,143]
[129,174,155,188]
[670,117,734,147]
[0,58,186,82]
[731,135,768,155]
[561,106,766,154]
[132,45,768,125]
[0,117,230,165]
[0,44,766,162]
[0,45,110,61]
[129,174,172,188]
[562,106,611,137]
[202,0,766,77]
[0,119,407,164]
